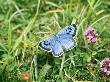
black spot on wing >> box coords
[71,24,77,37]
[72,24,76,28]
[39,42,51,51]
[44,41,50,45]
[65,24,77,36]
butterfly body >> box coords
[39,24,77,57]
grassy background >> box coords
[0,0,110,82]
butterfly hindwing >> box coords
[51,39,64,57]
[57,34,76,51]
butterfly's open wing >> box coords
[39,38,52,52]
[39,24,77,57]
[58,24,77,36]
[58,35,76,51]
[51,39,64,57]
[39,36,63,57]
[56,24,77,51]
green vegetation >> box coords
[0,0,110,82]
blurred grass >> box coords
[0,0,110,82]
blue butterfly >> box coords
[39,24,77,57]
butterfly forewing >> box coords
[58,24,77,36]
[39,37,52,52]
